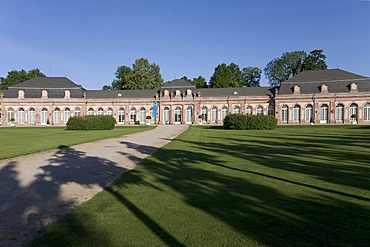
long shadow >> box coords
[0,145,126,247]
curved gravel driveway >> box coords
[0,125,188,247]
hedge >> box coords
[223,114,277,130]
[66,115,116,130]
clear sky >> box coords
[1,0,369,89]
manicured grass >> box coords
[0,126,154,160]
[31,125,370,246]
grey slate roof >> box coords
[198,87,273,97]
[9,77,82,89]
[86,90,157,99]
[162,79,196,89]
[3,88,85,98]
[279,69,370,95]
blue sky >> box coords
[1,0,369,89]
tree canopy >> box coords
[242,66,262,87]
[264,49,328,86]
[0,69,45,89]
[209,63,244,88]
[104,58,164,90]
[181,76,208,88]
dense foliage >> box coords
[66,116,116,130]
[0,69,45,89]
[223,114,277,130]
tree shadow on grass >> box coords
[0,145,126,247]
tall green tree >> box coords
[302,49,328,71]
[242,66,262,87]
[0,68,45,89]
[210,63,243,88]
[105,58,164,90]
[264,49,327,86]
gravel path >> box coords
[0,125,188,247]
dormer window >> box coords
[163,90,169,97]
[41,90,48,99]
[293,85,300,94]
[118,93,122,97]
[233,91,238,95]
[18,90,25,99]
[64,90,71,99]
[321,84,328,93]
[186,89,192,97]
[350,82,358,92]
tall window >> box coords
[201,107,208,121]
[29,108,36,124]
[41,108,48,125]
[268,105,274,115]
[233,106,240,114]
[140,107,146,123]
[118,107,125,124]
[87,108,94,116]
[54,108,61,123]
[186,106,192,123]
[174,107,181,123]
[107,108,113,116]
[18,108,25,124]
[130,108,137,122]
[97,108,104,116]
[221,106,228,120]
[7,108,14,123]
[64,108,71,123]
[335,104,344,122]
[246,106,252,115]
[256,105,263,115]
[320,104,329,123]
[364,103,370,121]
[293,105,301,122]
[305,104,313,122]
[74,107,81,117]
[349,103,358,121]
[163,107,170,124]
[281,105,288,122]
[211,106,218,123]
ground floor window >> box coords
[7,108,14,123]
[293,105,300,122]
[246,106,252,115]
[29,108,36,124]
[118,107,125,123]
[201,107,208,122]
[18,108,25,124]
[87,108,94,116]
[211,106,217,123]
[64,108,71,123]
[186,106,192,124]
[281,105,288,122]
[221,106,228,120]
[305,105,313,122]
[41,108,48,125]
[163,107,170,124]
[364,103,370,121]
[54,108,61,123]
[174,107,181,123]
[320,104,329,123]
[233,106,240,114]
[97,108,104,116]
[107,108,113,116]
[268,105,274,115]
[140,107,146,123]
[130,108,137,123]
[256,105,263,115]
[75,107,81,117]
[349,103,358,121]
[335,104,344,122]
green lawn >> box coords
[31,125,370,246]
[0,126,153,160]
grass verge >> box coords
[31,125,370,246]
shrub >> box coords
[66,115,116,130]
[223,114,277,130]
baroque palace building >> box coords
[1,69,370,126]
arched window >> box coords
[211,106,218,123]
[201,106,208,122]
[163,107,170,124]
[293,105,301,122]
[320,104,329,123]
[305,104,313,122]
[140,107,146,123]
[174,107,181,123]
[87,108,94,116]
[18,108,25,124]
[7,108,14,123]
[74,107,81,117]
[221,106,228,120]
[349,103,358,121]
[268,105,274,116]
[281,105,288,122]
[256,105,263,115]
[54,108,61,123]
[41,108,48,125]
[233,106,240,114]
[186,106,192,124]
[246,106,252,115]
[64,108,71,123]
[29,108,36,124]
[107,108,113,116]
[118,107,125,124]
[97,107,104,116]
[335,104,344,122]
[364,103,370,121]
[130,108,137,122]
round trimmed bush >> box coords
[223,114,277,130]
[66,115,116,130]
